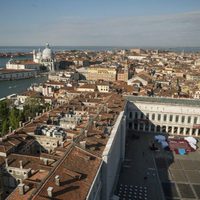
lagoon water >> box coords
[0,76,47,98]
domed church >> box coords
[33,43,55,71]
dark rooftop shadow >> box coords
[53,185,80,197]
[60,177,78,186]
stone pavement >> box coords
[115,132,165,200]
[115,131,200,200]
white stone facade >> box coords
[126,96,200,137]
[33,43,55,71]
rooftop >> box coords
[125,95,200,107]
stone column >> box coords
[195,129,199,137]
[148,125,151,132]
[189,128,193,136]
[177,127,181,135]
[171,126,174,135]
[183,127,187,135]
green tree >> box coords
[9,108,19,130]
[1,120,9,136]
[23,97,45,121]
[0,100,9,121]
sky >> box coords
[0,0,200,47]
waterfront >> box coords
[0,76,47,98]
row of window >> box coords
[129,122,200,136]
[129,112,198,124]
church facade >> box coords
[33,43,55,71]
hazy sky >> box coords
[0,0,200,46]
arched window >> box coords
[156,125,161,132]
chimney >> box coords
[18,183,25,195]
[44,159,48,166]
[60,141,64,148]
[5,158,8,168]
[55,175,60,186]
[9,126,12,133]
[107,107,109,113]
[19,160,23,169]
[80,141,86,149]
[84,130,88,137]
[47,187,53,198]
[19,121,22,127]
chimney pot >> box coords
[84,130,88,137]
[80,141,86,149]
[44,159,48,166]
[19,160,23,169]
[47,187,53,198]
[55,175,60,186]
[18,183,25,195]
[5,158,8,168]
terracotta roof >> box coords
[32,146,101,200]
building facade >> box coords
[87,67,117,82]
[33,43,56,71]
[6,60,40,71]
[0,69,37,81]
[126,96,200,137]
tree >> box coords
[23,97,45,121]
[9,108,19,130]
[0,100,9,121]
[1,120,9,136]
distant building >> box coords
[6,60,40,71]
[33,43,56,71]
[97,82,110,93]
[195,59,200,66]
[87,66,117,81]
[117,66,129,82]
[128,55,146,61]
[0,69,37,81]
[186,73,200,81]
[129,48,146,54]
[77,84,96,92]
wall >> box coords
[102,111,126,200]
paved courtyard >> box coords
[115,131,200,200]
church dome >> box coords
[42,43,53,60]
